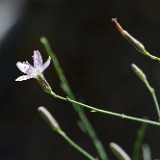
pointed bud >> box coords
[38,106,60,131]
[110,142,131,160]
[131,64,146,82]
[112,18,145,53]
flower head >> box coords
[15,50,51,81]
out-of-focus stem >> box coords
[132,123,147,160]
[40,37,109,160]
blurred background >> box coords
[1,0,160,159]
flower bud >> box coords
[131,64,146,82]
[112,18,145,53]
[38,106,60,131]
[110,142,131,160]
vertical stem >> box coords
[131,64,160,121]
[151,93,160,121]
[132,123,147,160]
[144,80,160,121]
[40,37,108,160]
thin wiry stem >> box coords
[144,79,160,120]
[58,130,97,160]
[144,80,160,121]
[40,37,109,160]
[131,64,160,121]
[48,91,160,127]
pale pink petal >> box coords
[15,75,33,81]
[33,50,43,68]
[16,51,50,82]
[25,61,34,75]
[16,62,30,74]
[41,56,51,72]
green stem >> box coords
[131,64,160,121]
[144,80,160,120]
[132,123,147,160]
[58,130,96,160]
[38,106,95,160]
[152,93,160,121]
[142,50,160,63]
[50,92,160,127]
[40,37,108,160]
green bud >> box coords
[38,106,60,131]
[110,142,131,160]
[131,64,147,82]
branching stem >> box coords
[50,91,160,127]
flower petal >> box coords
[25,61,35,75]
[15,75,33,81]
[41,56,51,72]
[16,62,30,74]
[33,50,43,68]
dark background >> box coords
[1,0,160,159]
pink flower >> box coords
[15,50,51,81]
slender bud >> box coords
[112,18,145,53]
[110,142,131,160]
[38,106,60,131]
[131,64,146,82]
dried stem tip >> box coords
[112,18,125,35]
[112,18,145,53]
[38,106,60,131]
